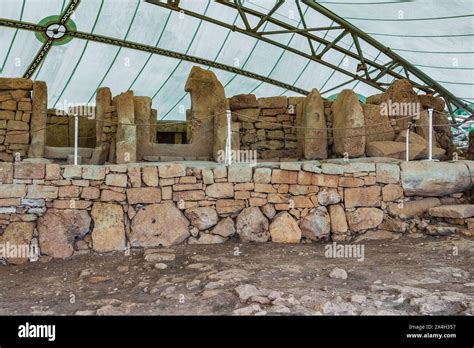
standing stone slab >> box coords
[135,96,152,161]
[28,81,47,158]
[115,91,136,164]
[331,89,365,157]
[379,79,420,132]
[301,88,327,159]
[90,87,111,165]
[362,103,394,143]
[329,204,348,235]
[185,66,228,161]
[91,202,126,252]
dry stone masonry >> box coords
[0,159,472,264]
[0,78,35,161]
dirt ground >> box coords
[0,234,472,316]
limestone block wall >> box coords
[0,159,472,264]
[45,110,96,148]
[0,78,34,161]
[231,94,299,160]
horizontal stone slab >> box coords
[429,205,474,219]
[401,161,472,196]
[0,78,33,90]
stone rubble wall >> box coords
[229,80,454,162]
[230,94,299,160]
[45,109,97,148]
[0,159,472,264]
[0,79,34,161]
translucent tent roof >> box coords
[0,0,473,121]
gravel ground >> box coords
[0,234,472,316]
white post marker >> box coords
[405,125,410,162]
[428,108,433,161]
[226,110,232,165]
[74,114,78,165]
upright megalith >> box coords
[301,88,327,159]
[379,79,420,132]
[115,91,136,164]
[331,89,365,157]
[134,96,152,161]
[90,87,112,165]
[28,81,47,158]
[362,103,394,143]
[185,66,228,161]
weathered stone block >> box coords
[82,166,106,180]
[271,170,297,184]
[126,187,161,204]
[130,203,190,247]
[158,163,186,178]
[228,164,252,183]
[142,166,159,187]
[346,208,384,232]
[206,183,234,198]
[173,190,205,202]
[91,202,126,252]
[376,163,400,184]
[382,184,403,202]
[269,212,301,243]
[37,209,90,258]
[329,204,348,235]
[401,161,471,196]
[344,186,381,208]
[216,199,245,216]
[105,173,128,187]
[26,185,58,199]
[14,163,45,179]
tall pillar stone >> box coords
[185,66,227,162]
[150,108,157,143]
[134,96,152,161]
[289,96,306,159]
[301,89,327,159]
[90,87,111,164]
[28,81,47,158]
[331,89,365,158]
[115,91,136,164]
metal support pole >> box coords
[226,110,232,165]
[74,114,78,165]
[428,108,433,161]
[405,125,410,162]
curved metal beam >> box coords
[0,18,308,95]
[145,0,471,120]
[302,0,473,120]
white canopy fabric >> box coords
[0,0,473,120]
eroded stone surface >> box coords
[130,203,190,247]
[269,212,302,244]
[236,207,269,242]
[37,209,91,258]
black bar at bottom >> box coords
[0,315,472,346]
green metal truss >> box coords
[0,0,472,123]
